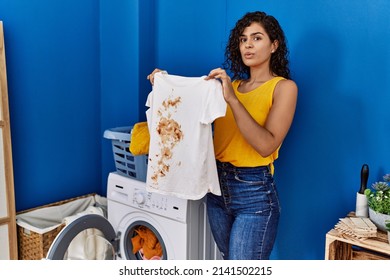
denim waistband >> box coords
[216,160,271,173]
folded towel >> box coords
[129,122,150,155]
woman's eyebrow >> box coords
[240,32,264,37]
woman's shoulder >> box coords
[276,78,298,91]
[274,78,298,100]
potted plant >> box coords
[364,174,390,232]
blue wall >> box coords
[0,0,101,209]
[1,0,390,259]
[154,0,390,259]
[100,0,155,186]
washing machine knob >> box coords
[134,192,145,205]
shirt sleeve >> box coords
[199,80,226,124]
[145,89,154,131]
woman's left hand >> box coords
[205,68,236,104]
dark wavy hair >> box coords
[224,11,291,80]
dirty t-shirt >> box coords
[145,73,226,199]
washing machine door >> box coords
[46,214,116,260]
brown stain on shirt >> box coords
[150,95,184,184]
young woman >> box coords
[148,11,297,260]
[205,11,297,260]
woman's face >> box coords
[239,22,277,68]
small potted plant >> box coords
[364,174,390,232]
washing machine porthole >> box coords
[124,221,167,260]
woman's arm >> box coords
[231,79,297,157]
[206,68,298,157]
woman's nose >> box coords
[245,40,253,48]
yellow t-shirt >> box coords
[213,76,285,172]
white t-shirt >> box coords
[145,73,226,200]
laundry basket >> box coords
[16,193,106,260]
[103,126,148,181]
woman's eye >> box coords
[253,36,261,41]
[239,38,247,43]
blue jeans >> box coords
[207,161,281,260]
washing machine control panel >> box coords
[131,188,188,222]
[107,173,190,222]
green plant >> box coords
[386,220,390,232]
[364,174,390,215]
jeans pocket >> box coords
[233,173,268,185]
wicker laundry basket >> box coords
[16,193,98,260]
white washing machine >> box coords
[45,172,220,260]
[107,172,219,260]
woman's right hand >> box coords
[205,68,236,104]
[147,68,165,85]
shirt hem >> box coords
[145,186,221,200]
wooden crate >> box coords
[325,224,390,260]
